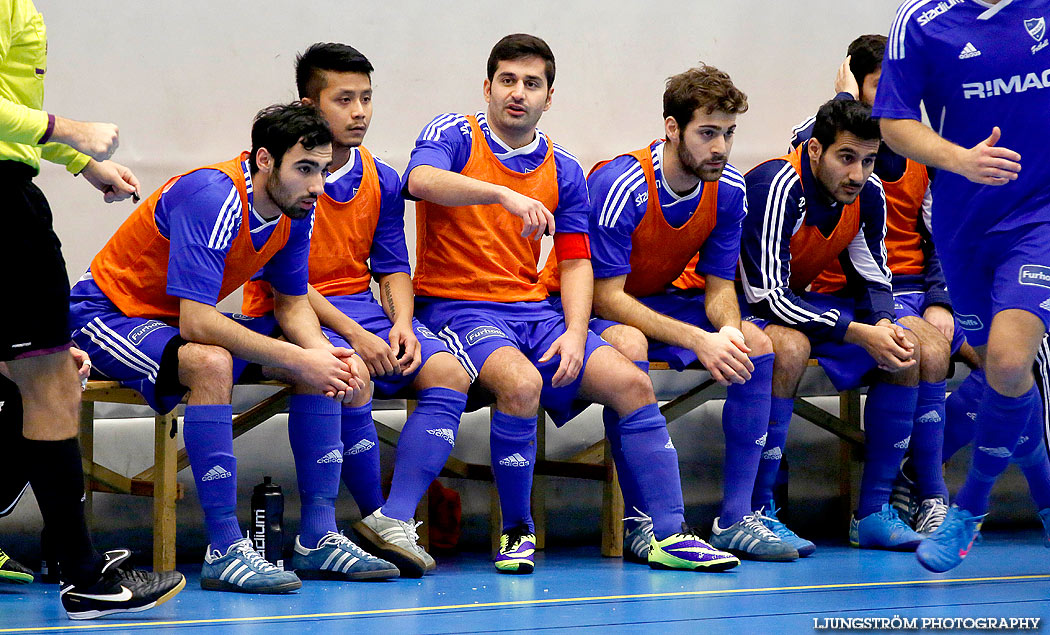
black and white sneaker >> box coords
[60,549,185,620]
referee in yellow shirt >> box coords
[0,0,185,620]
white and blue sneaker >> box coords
[756,501,816,557]
[850,504,923,551]
[291,532,399,581]
[622,509,654,564]
[914,498,950,535]
[201,539,301,594]
[709,514,798,562]
[916,505,985,573]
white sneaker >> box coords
[353,509,433,578]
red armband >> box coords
[553,232,591,261]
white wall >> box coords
[35,0,900,281]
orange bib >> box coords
[413,115,559,302]
[91,153,292,321]
[541,142,717,297]
[242,147,382,316]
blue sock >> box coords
[382,388,466,521]
[490,410,537,532]
[752,396,793,511]
[288,395,342,548]
[720,353,773,524]
[912,381,949,500]
[858,383,918,517]
[602,360,650,526]
[1011,397,1050,510]
[613,403,685,539]
[955,384,1037,515]
[340,401,384,517]
[183,404,242,552]
[943,370,984,461]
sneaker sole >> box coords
[648,558,738,572]
[200,577,302,593]
[851,539,921,552]
[622,548,650,565]
[352,521,427,579]
[0,570,34,584]
[66,575,186,620]
[722,547,798,562]
[495,560,534,574]
[795,543,816,557]
[294,565,400,581]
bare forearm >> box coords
[377,272,415,326]
[275,294,331,350]
[558,259,594,334]
[880,118,963,174]
[180,300,302,369]
[704,276,742,331]
[307,286,366,340]
[406,165,506,207]
[592,277,703,349]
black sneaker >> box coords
[0,547,33,584]
[60,549,185,620]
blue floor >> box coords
[2,531,1049,633]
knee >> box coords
[601,325,649,362]
[769,328,811,371]
[919,332,950,382]
[178,344,233,396]
[985,348,1036,396]
[611,363,658,414]
[741,321,773,356]
[494,372,543,416]
[420,353,472,394]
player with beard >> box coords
[241,43,471,578]
[539,65,796,563]
[405,34,739,574]
[739,98,926,551]
[68,103,398,594]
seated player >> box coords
[404,33,739,574]
[540,65,798,562]
[0,348,91,585]
[69,103,397,593]
[789,35,962,535]
[739,98,925,551]
[241,43,471,578]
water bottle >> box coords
[250,477,285,570]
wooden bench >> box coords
[79,359,864,570]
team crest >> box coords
[1025,17,1046,42]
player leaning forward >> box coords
[70,103,398,593]
[404,33,739,573]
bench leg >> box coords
[531,408,546,551]
[601,440,624,557]
[78,401,95,522]
[839,390,863,521]
[490,485,502,558]
[152,412,177,572]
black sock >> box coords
[22,437,103,585]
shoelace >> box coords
[231,541,280,573]
[623,507,654,530]
[503,526,533,552]
[916,501,948,532]
[739,514,780,541]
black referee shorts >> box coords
[0,161,74,362]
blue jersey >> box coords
[740,147,894,341]
[403,110,590,235]
[157,162,312,305]
[324,148,410,275]
[875,0,1050,242]
[588,140,746,281]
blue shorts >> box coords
[587,288,758,371]
[892,291,965,355]
[70,280,275,413]
[417,297,609,426]
[937,220,1050,347]
[321,292,458,398]
[788,292,881,392]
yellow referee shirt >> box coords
[0,0,88,174]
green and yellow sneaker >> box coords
[0,548,33,584]
[648,525,739,572]
[495,525,536,574]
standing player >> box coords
[876,0,1050,572]
[740,98,926,551]
[790,35,961,535]
[70,103,398,594]
[0,0,185,619]
[541,65,798,562]
[242,43,471,578]
[405,34,739,574]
